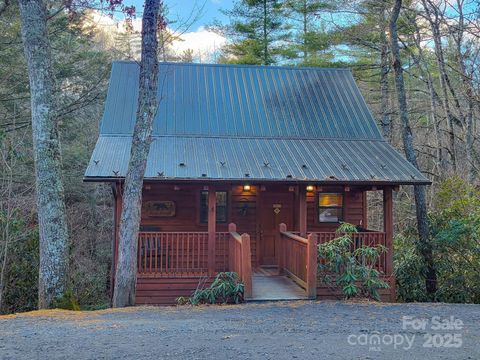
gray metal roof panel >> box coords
[85,136,430,184]
[99,61,383,139]
[88,61,431,184]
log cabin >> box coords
[84,61,430,304]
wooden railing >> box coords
[313,231,388,273]
[279,223,317,299]
[228,223,252,299]
[138,232,229,276]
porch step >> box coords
[249,270,309,301]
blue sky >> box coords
[124,0,233,31]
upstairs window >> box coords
[200,191,227,223]
[318,193,343,223]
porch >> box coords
[135,224,393,304]
[111,182,395,304]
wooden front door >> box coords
[259,191,295,266]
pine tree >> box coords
[213,0,290,65]
[282,0,337,66]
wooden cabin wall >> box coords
[113,182,371,305]
[305,187,366,232]
[139,183,259,267]
[118,182,367,272]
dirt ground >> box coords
[0,301,479,360]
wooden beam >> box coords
[362,190,368,229]
[278,223,287,274]
[208,186,216,276]
[298,186,307,237]
[383,186,393,276]
[241,233,253,299]
[306,234,317,299]
[228,223,236,272]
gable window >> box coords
[200,191,227,223]
[318,193,343,223]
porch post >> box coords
[306,234,317,299]
[298,186,307,237]
[383,186,393,276]
[208,186,216,276]
[241,233,253,299]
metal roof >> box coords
[85,61,430,185]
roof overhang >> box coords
[84,136,431,186]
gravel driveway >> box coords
[0,301,479,359]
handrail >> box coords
[228,223,253,299]
[138,231,209,276]
[312,231,388,273]
[137,231,229,276]
[229,230,243,244]
[280,231,309,244]
[279,223,317,299]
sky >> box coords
[124,0,233,30]
[117,0,233,61]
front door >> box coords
[259,191,295,266]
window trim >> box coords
[199,190,228,224]
[317,192,345,224]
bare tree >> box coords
[389,0,437,297]
[18,0,69,308]
[113,0,162,307]
[421,0,458,172]
[379,1,391,142]
[449,0,477,183]
[0,0,9,16]
[409,17,446,178]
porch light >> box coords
[243,184,251,192]
[306,185,315,192]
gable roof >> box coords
[85,61,430,185]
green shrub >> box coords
[317,222,389,300]
[1,218,39,314]
[430,178,480,302]
[394,177,480,303]
[394,232,428,302]
[53,289,81,311]
[178,272,244,305]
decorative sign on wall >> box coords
[273,203,282,214]
[237,200,255,216]
[143,201,176,217]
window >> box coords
[318,193,343,223]
[200,191,227,223]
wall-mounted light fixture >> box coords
[306,185,315,192]
[174,185,180,191]
[243,184,251,192]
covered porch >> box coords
[128,183,395,304]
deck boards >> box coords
[250,267,308,301]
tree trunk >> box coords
[389,0,437,298]
[421,0,457,172]
[411,22,446,177]
[302,0,307,60]
[452,0,476,183]
[263,0,268,65]
[112,0,161,307]
[379,5,391,141]
[19,0,69,309]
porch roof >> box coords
[85,136,429,184]
[85,61,430,185]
